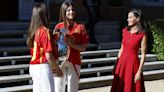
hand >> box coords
[65,36,74,46]
[134,71,141,83]
[53,67,63,77]
[53,31,60,41]
[112,68,116,75]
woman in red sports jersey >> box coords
[26,3,63,92]
[53,1,89,92]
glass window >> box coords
[132,0,164,6]
[147,0,160,2]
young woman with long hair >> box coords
[27,3,63,92]
[53,1,89,92]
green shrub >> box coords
[149,20,164,60]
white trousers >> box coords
[54,61,81,92]
[29,63,55,92]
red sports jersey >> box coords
[55,22,89,65]
[30,26,54,64]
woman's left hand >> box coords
[65,36,74,46]
[134,71,141,83]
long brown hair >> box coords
[27,3,50,48]
[127,9,148,33]
[59,1,75,28]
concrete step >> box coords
[0,38,26,47]
[0,64,29,74]
[0,30,27,39]
[0,55,30,66]
[82,54,157,67]
[0,46,118,57]
[0,25,28,30]
[98,42,121,50]
[0,53,157,67]
[144,61,164,71]
[0,22,29,25]
[0,39,120,56]
[144,69,164,80]
[0,69,164,91]
[0,46,29,56]
[81,61,164,76]
[0,43,98,57]
[0,74,31,84]
[0,55,30,62]
[80,69,164,89]
[0,85,32,92]
[0,59,162,76]
[81,49,119,57]
[1,60,163,77]
[0,22,56,30]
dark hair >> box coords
[59,1,75,28]
[127,9,148,33]
[27,3,50,48]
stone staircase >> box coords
[0,50,162,92]
[0,22,163,92]
[0,21,122,56]
[0,22,29,57]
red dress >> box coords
[111,28,145,92]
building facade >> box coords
[0,0,164,21]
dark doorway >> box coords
[109,0,123,6]
[0,1,18,21]
[34,0,44,2]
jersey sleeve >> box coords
[80,24,89,44]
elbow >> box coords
[78,44,87,52]
[82,44,88,51]
[78,48,86,52]
[80,46,87,52]
[46,55,52,62]
[81,48,86,52]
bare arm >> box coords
[66,32,88,52]
[134,34,147,83]
[69,42,88,52]
[138,34,147,72]
[118,44,124,58]
[46,52,63,77]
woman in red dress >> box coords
[111,9,147,92]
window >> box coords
[132,0,164,6]
[147,0,160,2]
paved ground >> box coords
[79,79,164,92]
